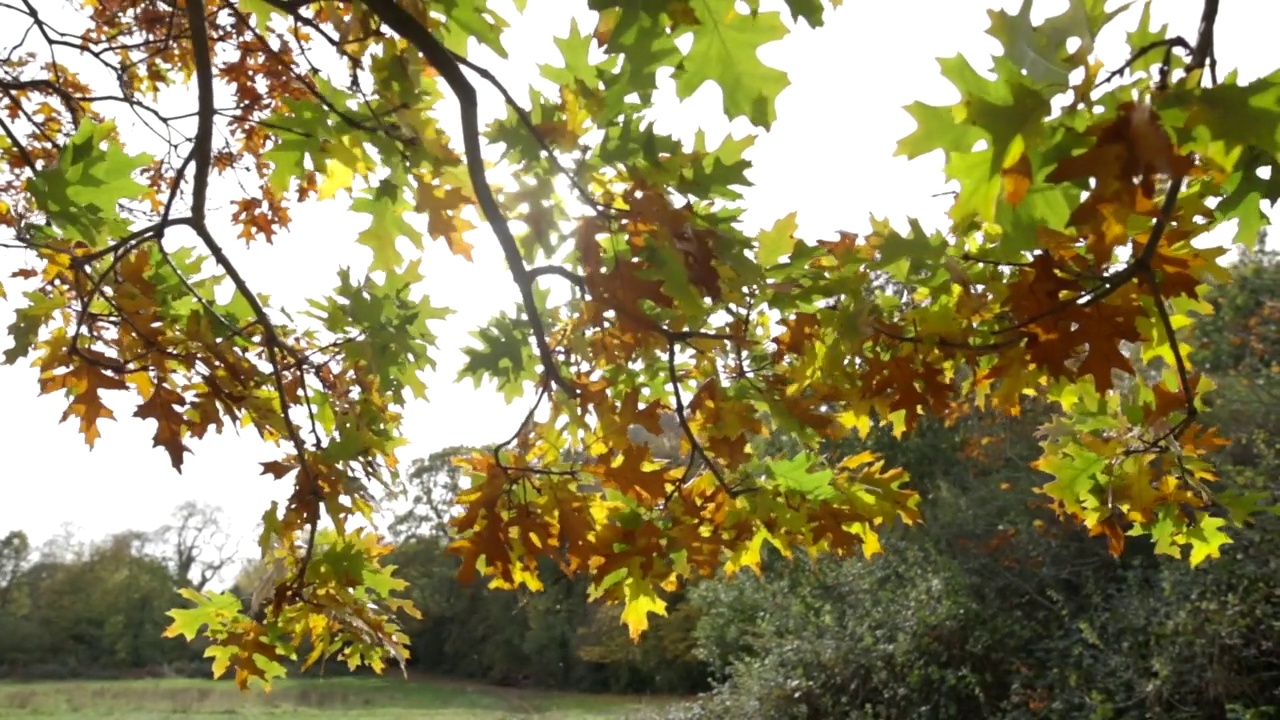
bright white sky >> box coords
[1,1,1274,561]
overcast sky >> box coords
[1,0,1273,559]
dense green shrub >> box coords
[671,498,1279,719]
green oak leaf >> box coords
[1183,72,1280,157]
[782,0,836,27]
[459,311,539,403]
[433,0,510,57]
[262,97,338,194]
[945,150,1002,224]
[987,0,1127,87]
[758,212,799,266]
[682,130,756,198]
[1035,444,1108,514]
[352,180,422,273]
[872,217,946,278]
[238,0,282,30]
[769,453,836,500]
[27,119,152,247]
[3,291,65,365]
[1125,0,1168,77]
[591,0,682,98]
[362,564,410,597]
[162,589,242,641]
[675,0,790,128]
[993,181,1075,256]
[542,20,604,87]
[897,100,984,159]
[1214,152,1280,248]
[1185,516,1233,567]
[1215,489,1278,525]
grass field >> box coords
[0,675,678,718]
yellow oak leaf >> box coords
[619,576,667,641]
[318,158,355,200]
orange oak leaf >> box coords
[259,459,299,480]
[416,180,476,260]
[1001,151,1033,206]
[133,383,192,471]
[39,358,128,448]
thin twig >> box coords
[492,384,549,479]
[528,264,586,290]
[1098,37,1191,88]
[665,340,729,492]
[1138,266,1198,449]
[0,116,36,170]
[958,253,1035,269]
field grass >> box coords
[0,674,678,718]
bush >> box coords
[666,432,1280,720]
[387,536,708,695]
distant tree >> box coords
[150,501,238,591]
[388,447,472,542]
[1,530,184,672]
[0,530,30,610]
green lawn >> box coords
[0,675,677,718]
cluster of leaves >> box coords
[448,0,1271,637]
[163,527,418,688]
[0,0,1277,684]
[383,529,708,695]
[662,264,1280,718]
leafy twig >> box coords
[183,0,320,591]
[448,50,612,217]
[359,0,575,398]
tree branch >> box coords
[1187,0,1219,82]
[0,116,36,170]
[183,1,213,221]
[184,0,320,585]
[359,0,575,397]
[448,50,610,216]
[665,340,729,493]
[528,264,585,290]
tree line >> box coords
[0,502,236,677]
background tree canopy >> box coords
[1,0,1277,690]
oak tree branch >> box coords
[359,0,575,397]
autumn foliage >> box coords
[1,0,1275,689]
